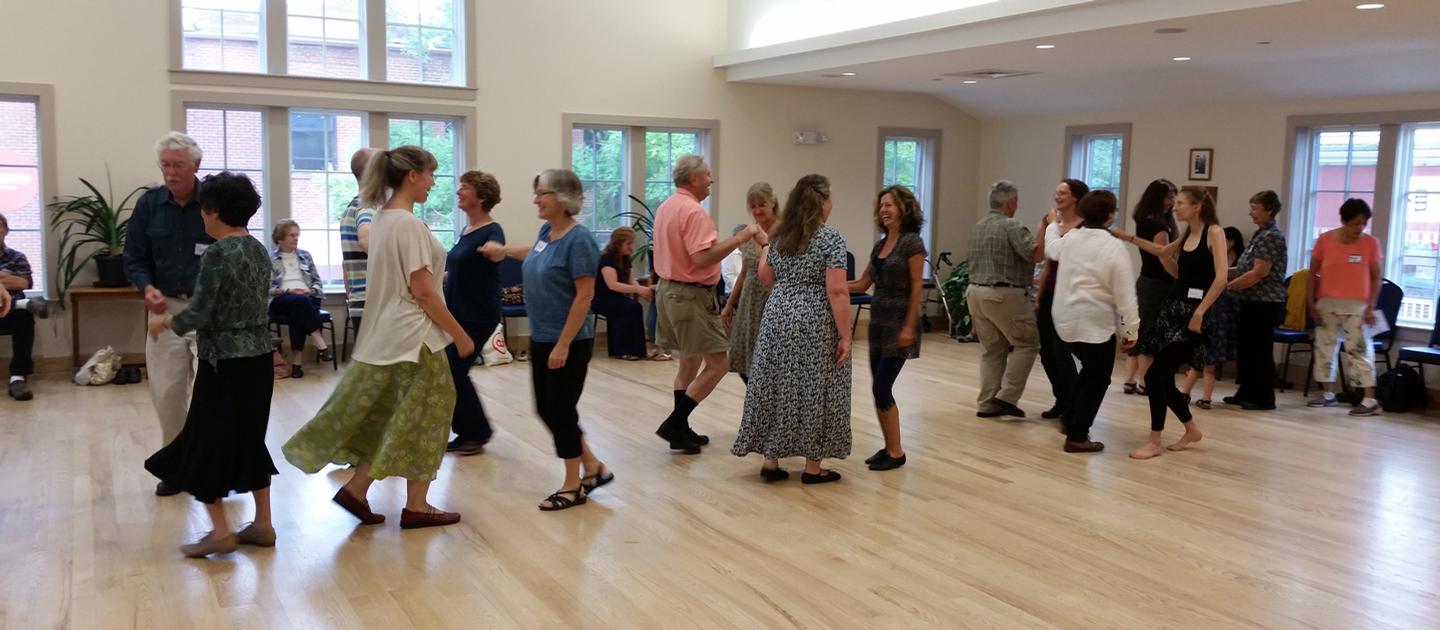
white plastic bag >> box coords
[481,323,514,366]
[74,345,122,386]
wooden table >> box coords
[68,286,144,368]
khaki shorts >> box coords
[656,278,730,356]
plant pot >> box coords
[94,255,131,288]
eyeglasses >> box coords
[158,161,193,171]
[534,190,556,198]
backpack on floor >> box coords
[1375,365,1426,413]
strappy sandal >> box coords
[1195,399,1212,410]
[581,469,615,494]
[1123,382,1138,395]
[539,488,587,511]
[1135,384,1148,396]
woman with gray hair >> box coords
[268,219,333,377]
[480,169,612,511]
[721,182,779,383]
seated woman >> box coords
[593,227,653,360]
[268,219,333,377]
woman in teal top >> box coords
[145,172,277,558]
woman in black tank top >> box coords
[1119,187,1228,460]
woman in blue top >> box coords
[443,170,506,456]
[481,169,612,511]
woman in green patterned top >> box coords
[721,182,779,383]
[145,172,278,558]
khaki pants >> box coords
[655,279,729,357]
[967,285,1040,410]
[146,297,199,446]
[1313,298,1376,389]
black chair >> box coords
[1372,279,1404,373]
[845,252,872,335]
[1274,273,1314,392]
[499,257,526,347]
[1397,296,1440,390]
[340,306,362,363]
[270,308,338,370]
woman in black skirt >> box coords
[1121,178,1177,395]
[145,172,278,558]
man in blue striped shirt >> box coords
[339,148,380,332]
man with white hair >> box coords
[966,180,1042,419]
[124,131,215,496]
[652,155,761,453]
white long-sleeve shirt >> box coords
[1045,224,1140,344]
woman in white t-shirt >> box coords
[283,146,476,531]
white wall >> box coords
[0,0,980,363]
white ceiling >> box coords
[715,0,1440,120]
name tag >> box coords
[1187,287,1204,300]
[1348,254,1362,264]
[194,243,210,256]
[534,241,548,254]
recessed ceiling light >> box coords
[1035,44,1056,49]
[1154,27,1187,34]
[1356,3,1385,9]
[1172,56,1192,61]
[963,80,978,84]
[1257,41,1272,45]
[840,72,857,76]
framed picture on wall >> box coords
[1189,148,1214,181]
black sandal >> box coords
[1123,382,1138,395]
[760,467,790,482]
[539,488,587,511]
[1195,399,1212,410]
[581,469,615,494]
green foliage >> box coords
[46,170,145,301]
[614,194,655,267]
[883,139,920,188]
[939,260,974,338]
[389,119,457,234]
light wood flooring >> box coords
[2,334,1439,629]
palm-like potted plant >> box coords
[47,172,145,301]
[614,194,656,267]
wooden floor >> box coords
[3,334,1439,629]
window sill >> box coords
[170,69,476,100]
[1397,321,1435,333]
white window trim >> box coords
[0,82,58,299]
[1063,123,1131,227]
[876,127,942,277]
[169,0,477,93]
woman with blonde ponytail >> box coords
[283,145,475,530]
[731,174,853,484]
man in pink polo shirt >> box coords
[653,155,762,453]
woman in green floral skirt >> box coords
[282,146,476,530]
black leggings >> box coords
[869,353,908,412]
[1037,293,1076,411]
[530,339,594,459]
[448,320,498,443]
[270,294,323,355]
[1145,340,1196,431]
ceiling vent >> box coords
[943,69,1038,80]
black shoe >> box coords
[686,427,710,446]
[864,448,887,465]
[655,425,702,454]
[1221,395,1248,406]
[994,400,1026,418]
[1063,440,1105,453]
[801,469,842,484]
[1040,405,1062,420]
[8,379,33,401]
[290,364,304,379]
[760,467,789,482]
[868,453,907,471]
[446,437,485,456]
[319,347,336,363]
[976,408,1005,418]
[1240,401,1276,410]
[155,481,181,497]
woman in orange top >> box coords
[1306,198,1384,416]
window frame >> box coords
[0,84,57,299]
[876,127,941,278]
[169,0,476,97]
[183,103,271,241]
[1063,123,1131,228]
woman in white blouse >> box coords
[1043,190,1139,453]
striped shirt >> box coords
[338,195,376,310]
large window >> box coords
[1065,124,1130,226]
[1296,128,1378,267]
[879,129,940,277]
[644,130,701,210]
[185,106,268,241]
[1393,125,1440,327]
[571,127,628,236]
[287,0,364,79]
[291,111,367,285]
[569,121,713,242]
[389,116,461,247]
[0,97,45,294]
[180,0,265,74]
[385,0,461,85]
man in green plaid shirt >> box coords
[966,181,1041,418]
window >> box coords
[570,127,628,236]
[385,0,461,85]
[1392,125,1440,327]
[0,97,45,294]
[1074,135,1124,200]
[180,0,265,73]
[290,111,367,285]
[287,0,364,79]
[389,116,461,247]
[880,130,940,276]
[644,130,700,210]
[185,106,268,241]
[1295,128,1378,268]
[567,120,714,242]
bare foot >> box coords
[1167,430,1203,451]
[1129,442,1164,460]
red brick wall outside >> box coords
[183,36,453,83]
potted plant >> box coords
[613,194,655,266]
[47,171,145,301]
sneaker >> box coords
[1307,395,1338,408]
[318,347,335,363]
[8,378,33,401]
[22,296,50,319]
[1349,402,1381,417]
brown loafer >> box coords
[236,523,277,547]
[332,487,385,525]
[400,508,461,529]
[1063,440,1106,453]
[180,534,239,558]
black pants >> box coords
[593,294,647,357]
[269,294,324,355]
[1037,293,1076,412]
[1065,338,1116,442]
[869,353,908,412]
[448,320,498,443]
[531,338,593,459]
[1146,339,1196,432]
[1235,301,1284,405]
[0,309,34,376]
